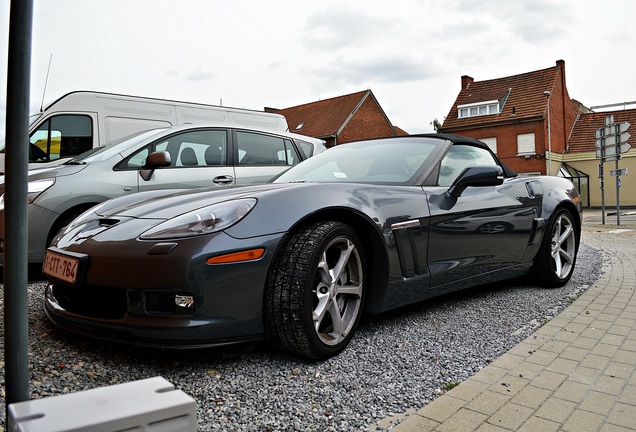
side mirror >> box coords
[139,151,171,181]
[447,165,504,198]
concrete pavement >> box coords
[374,209,636,431]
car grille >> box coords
[51,285,195,319]
[52,284,128,320]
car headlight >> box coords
[140,198,257,240]
[28,178,56,204]
[0,179,56,210]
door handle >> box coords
[213,175,234,185]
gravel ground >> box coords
[1,242,601,431]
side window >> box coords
[171,130,228,167]
[126,147,150,168]
[438,145,499,187]
[29,115,93,162]
[294,139,314,159]
[278,139,299,165]
[123,130,228,169]
[237,131,294,165]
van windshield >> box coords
[63,128,167,164]
[0,113,43,152]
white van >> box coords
[0,91,289,174]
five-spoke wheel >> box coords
[266,221,365,359]
[533,208,579,287]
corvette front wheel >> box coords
[266,221,365,360]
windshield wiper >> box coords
[63,160,87,165]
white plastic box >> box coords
[8,376,197,432]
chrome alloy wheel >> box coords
[312,236,363,346]
[550,212,576,279]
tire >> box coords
[46,210,85,247]
[266,221,365,360]
[532,208,578,287]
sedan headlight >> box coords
[140,198,257,240]
[1,178,56,210]
[28,178,56,204]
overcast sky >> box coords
[1,0,635,140]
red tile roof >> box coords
[568,109,636,154]
[274,90,373,138]
[441,65,559,130]
[393,126,409,136]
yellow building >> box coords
[564,108,636,208]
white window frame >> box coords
[457,99,500,119]
[517,133,536,155]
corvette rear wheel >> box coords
[533,208,578,287]
[266,221,365,360]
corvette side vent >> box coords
[98,218,120,227]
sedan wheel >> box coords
[266,221,365,360]
[533,208,578,287]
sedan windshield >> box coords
[273,138,438,184]
[63,128,168,164]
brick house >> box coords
[269,90,403,148]
[439,60,584,176]
[439,60,635,207]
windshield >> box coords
[273,138,438,184]
[64,128,167,164]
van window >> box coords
[29,115,92,162]
[237,131,297,166]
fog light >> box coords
[175,295,194,309]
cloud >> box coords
[307,56,436,86]
[302,9,397,51]
[186,68,216,82]
[454,0,570,43]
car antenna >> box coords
[39,53,53,112]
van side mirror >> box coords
[447,165,504,198]
[139,151,171,181]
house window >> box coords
[480,137,497,154]
[517,133,536,155]
[457,100,500,119]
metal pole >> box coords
[4,0,34,423]
[615,157,620,225]
[600,163,605,225]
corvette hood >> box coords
[95,183,298,220]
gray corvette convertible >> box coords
[43,134,581,359]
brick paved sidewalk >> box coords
[378,224,636,431]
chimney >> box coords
[461,75,474,90]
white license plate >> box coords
[42,250,80,285]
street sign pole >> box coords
[595,116,631,225]
[616,157,620,225]
[600,163,605,224]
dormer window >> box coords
[457,100,500,119]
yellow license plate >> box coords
[43,250,80,285]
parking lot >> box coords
[2,209,626,430]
